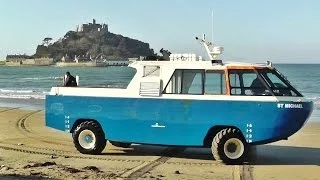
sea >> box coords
[0,64,319,122]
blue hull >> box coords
[45,95,313,146]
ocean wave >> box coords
[0,88,47,99]
[305,97,320,110]
[17,90,34,93]
[306,97,320,100]
[84,84,127,88]
[0,94,45,99]
[0,89,14,93]
[106,84,126,88]
[306,97,320,103]
[21,76,63,80]
[0,89,35,93]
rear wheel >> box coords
[212,128,248,164]
[72,121,106,154]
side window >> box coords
[229,70,271,96]
[182,70,203,94]
[229,72,241,95]
[205,70,226,94]
[164,69,204,95]
[242,73,257,87]
[164,70,182,94]
[143,66,160,77]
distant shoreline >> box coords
[0,60,131,67]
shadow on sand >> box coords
[248,145,320,165]
[103,145,214,161]
[0,174,50,180]
[102,144,320,165]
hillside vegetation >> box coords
[35,30,155,61]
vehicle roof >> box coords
[129,60,274,70]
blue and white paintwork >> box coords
[45,92,313,146]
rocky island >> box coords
[4,19,155,67]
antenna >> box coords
[195,12,224,61]
[211,10,214,44]
[195,34,224,61]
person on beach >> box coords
[64,72,77,87]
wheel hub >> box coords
[78,130,96,149]
[226,142,237,153]
[223,138,245,159]
[85,135,93,143]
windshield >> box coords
[258,68,302,97]
[228,68,303,97]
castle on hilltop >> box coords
[75,19,108,33]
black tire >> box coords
[211,128,248,164]
[109,141,131,148]
[72,121,106,154]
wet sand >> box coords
[0,107,319,180]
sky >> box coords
[0,0,319,63]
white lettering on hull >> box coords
[277,103,303,109]
[245,123,253,143]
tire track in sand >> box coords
[119,147,185,179]
[15,110,72,147]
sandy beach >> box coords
[0,107,319,180]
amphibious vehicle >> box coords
[45,35,313,164]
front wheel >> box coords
[211,128,248,164]
[72,121,106,154]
